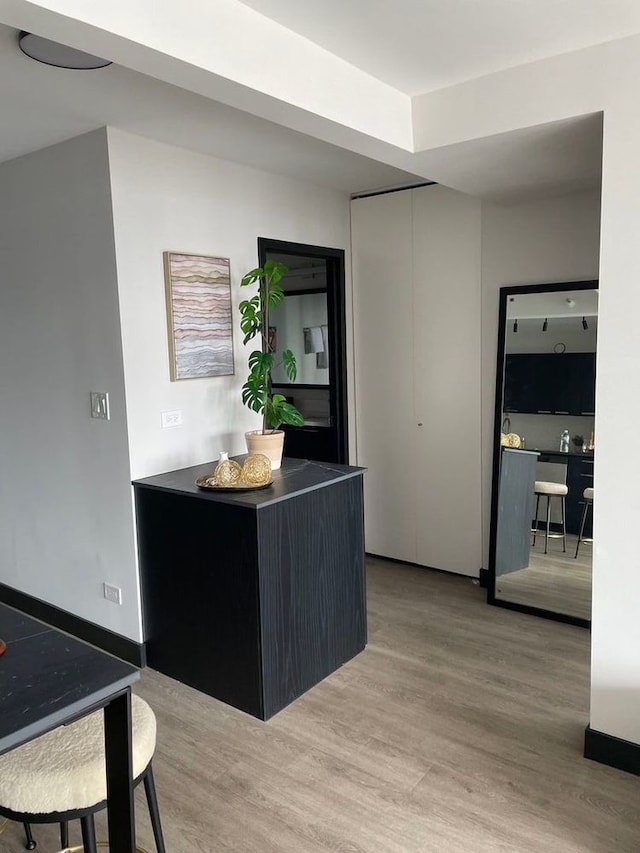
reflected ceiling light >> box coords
[513,319,518,333]
[582,316,589,330]
[18,31,112,69]
[542,318,548,332]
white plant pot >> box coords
[245,429,284,470]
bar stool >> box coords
[0,694,165,853]
[532,480,568,554]
[575,486,594,558]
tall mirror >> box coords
[489,281,598,625]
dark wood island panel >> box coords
[133,458,366,720]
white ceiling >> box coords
[239,0,640,95]
[506,289,599,319]
[0,14,603,201]
[0,24,421,194]
[414,114,603,203]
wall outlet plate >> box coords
[103,582,122,605]
[161,410,183,428]
[90,391,110,420]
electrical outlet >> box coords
[161,410,183,428]
[103,583,122,605]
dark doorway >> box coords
[258,237,348,464]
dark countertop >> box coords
[505,447,594,460]
[0,604,139,754]
[132,457,366,509]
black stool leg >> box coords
[532,493,540,546]
[561,495,567,553]
[60,821,69,850]
[22,823,36,850]
[80,815,98,853]
[575,499,590,558]
[144,766,166,853]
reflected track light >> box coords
[582,316,589,330]
[542,318,548,332]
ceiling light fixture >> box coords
[566,298,576,308]
[542,318,548,332]
[18,31,112,69]
[582,317,589,330]
[513,319,518,333]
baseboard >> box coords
[366,552,478,580]
[584,725,640,776]
[0,582,146,668]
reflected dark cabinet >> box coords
[283,423,338,463]
[503,353,595,415]
[566,455,594,536]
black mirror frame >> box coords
[486,279,598,628]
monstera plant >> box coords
[239,260,303,466]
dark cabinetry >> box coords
[504,353,595,415]
[283,423,337,463]
[134,459,366,720]
[566,455,594,537]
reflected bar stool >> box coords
[0,694,165,853]
[575,486,594,558]
[532,480,568,554]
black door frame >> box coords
[257,237,349,464]
[487,278,598,628]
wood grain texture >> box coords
[136,488,264,717]
[496,531,592,619]
[135,468,366,720]
[2,559,639,852]
[258,477,366,719]
[495,449,538,576]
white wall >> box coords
[106,129,352,480]
[480,190,602,568]
[0,130,141,641]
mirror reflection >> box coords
[493,285,597,621]
[270,292,330,385]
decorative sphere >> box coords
[241,454,272,486]
[214,458,242,486]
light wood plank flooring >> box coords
[496,533,592,620]
[1,558,638,852]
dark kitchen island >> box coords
[133,458,366,720]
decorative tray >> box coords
[195,474,273,492]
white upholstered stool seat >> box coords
[534,480,568,496]
[0,694,164,853]
[583,487,594,501]
[532,481,568,554]
[0,694,155,815]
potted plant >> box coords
[239,259,304,469]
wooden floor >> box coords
[2,558,638,852]
[496,533,592,620]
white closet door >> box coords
[412,185,483,575]
[351,191,417,563]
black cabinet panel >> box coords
[503,353,596,415]
[566,455,594,536]
[134,459,366,720]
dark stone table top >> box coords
[0,604,139,755]
[132,457,366,509]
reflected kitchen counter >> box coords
[507,447,594,461]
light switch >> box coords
[90,391,110,420]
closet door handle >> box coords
[417,422,424,427]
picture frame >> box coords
[164,252,234,381]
